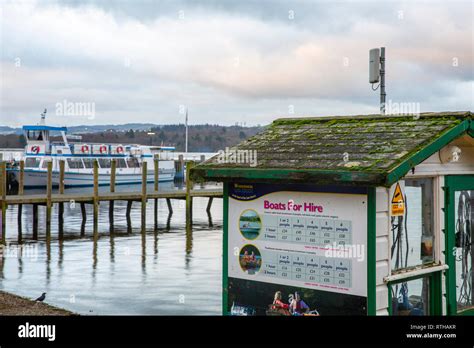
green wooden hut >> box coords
[192,111,474,316]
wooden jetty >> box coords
[0,158,222,244]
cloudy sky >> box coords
[0,0,472,127]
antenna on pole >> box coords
[185,108,188,153]
[369,47,386,115]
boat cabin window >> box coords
[67,158,84,169]
[26,130,47,141]
[116,158,127,168]
[99,158,111,168]
[41,160,51,169]
[25,157,41,168]
[127,158,140,168]
[82,158,93,168]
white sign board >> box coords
[228,183,368,297]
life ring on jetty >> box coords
[81,145,90,153]
[100,145,108,154]
[31,145,40,154]
[116,146,124,154]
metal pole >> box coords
[185,108,188,153]
[380,47,386,115]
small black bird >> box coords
[35,292,46,302]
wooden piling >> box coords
[93,159,99,234]
[141,161,147,232]
[18,160,24,195]
[206,197,214,227]
[58,203,64,239]
[80,203,87,222]
[59,160,65,194]
[185,161,194,232]
[109,159,116,227]
[46,161,53,236]
[80,203,86,237]
[178,154,184,179]
[1,161,7,244]
[154,156,159,229]
[154,156,159,192]
[166,198,173,215]
[126,200,132,233]
[110,159,116,193]
[18,160,24,242]
[17,203,22,242]
[206,197,213,213]
[58,160,65,238]
[32,204,38,240]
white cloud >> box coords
[0,0,472,126]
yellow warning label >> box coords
[391,183,405,216]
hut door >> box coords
[445,175,474,315]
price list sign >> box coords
[227,183,368,298]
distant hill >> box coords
[0,126,17,135]
[0,124,265,152]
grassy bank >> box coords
[0,291,75,315]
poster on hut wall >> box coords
[227,182,368,316]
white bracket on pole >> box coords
[369,47,386,115]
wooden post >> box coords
[59,160,65,194]
[18,160,24,195]
[93,159,99,234]
[185,161,194,232]
[206,197,214,213]
[110,159,116,193]
[18,160,24,242]
[178,154,184,180]
[166,198,173,215]
[1,162,6,244]
[17,204,22,241]
[58,160,65,238]
[80,203,86,237]
[154,156,159,230]
[206,197,214,227]
[80,203,87,222]
[109,159,116,228]
[46,161,52,236]
[141,161,147,232]
[126,200,132,233]
[32,204,38,240]
[58,202,64,239]
[154,156,159,192]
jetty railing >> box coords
[0,158,221,244]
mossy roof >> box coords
[192,111,473,187]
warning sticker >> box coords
[391,182,405,216]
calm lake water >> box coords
[0,182,223,315]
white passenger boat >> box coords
[9,114,176,188]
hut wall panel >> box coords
[375,187,391,315]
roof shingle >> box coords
[192,112,473,186]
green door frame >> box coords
[444,175,474,315]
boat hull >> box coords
[10,169,175,188]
